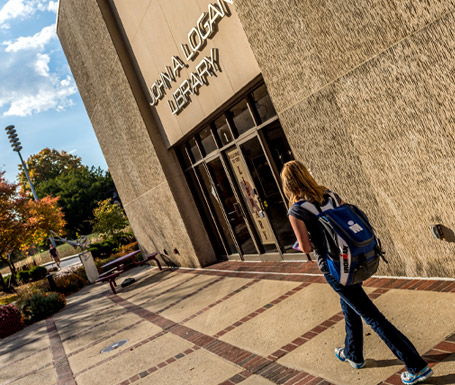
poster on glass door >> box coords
[227,148,275,245]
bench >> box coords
[131,252,162,270]
[96,266,125,294]
[97,252,163,294]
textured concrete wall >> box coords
[235,0,455,277]
[57,0,215,267]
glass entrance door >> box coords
[177,82,300,260]
[238,134,297,254]
[206,157,257,255]
[226,146,278,253]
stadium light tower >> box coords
[5,125,39,201]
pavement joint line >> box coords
[66,318,145,358]
[379,332,455,385]
[129,273,200,308]
[113,345,199,385]
[177,266,325,277]
[108,294,330,385]
[0,346,50,371]
[73,330,169,378]
[0,333,48,357]
[60,307,130,343]
[155,275,226,314]
[45,317,77,385]
[180,278,261,325]
[120,269,180,301]
[0,362,53,385]
[174,264,455,292]
[266,288,390,361]
[213,282,310,338]
[61,274,198,343]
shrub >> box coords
[53,273,85,296]
[29,266,48,282]
[112,232,136,247]
[16,270,31,284]
[73,265,88,282]
[114,242,138,256]
[88,239,116,259]
[20,292,66,325]
[0,304,23,338]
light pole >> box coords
[5,125,39,200]
[5,125,56,247]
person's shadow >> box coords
[366,354,455,384]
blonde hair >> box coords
[281,160,327,207]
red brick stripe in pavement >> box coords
[380,333,455,385]
[4,261,452,385]
[107,263,454,385]
[266,288,389,361]
[109,294,331,385]
[46,318,76,385]
[213,282,310,338]
[174,261,455,292]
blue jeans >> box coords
[324,273,427,374]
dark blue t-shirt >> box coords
[287,191,342,273]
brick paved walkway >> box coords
[1,261,454,385]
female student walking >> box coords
[281,160,432,385]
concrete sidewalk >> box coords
[1,261,454,385]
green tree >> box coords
[92,199,129,239]
[18,148,84,192]
[37,167,115,237]
[17,148,115,237]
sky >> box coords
[0,0,108,183]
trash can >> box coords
[46,274,58,291]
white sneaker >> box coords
[334,347,365,369]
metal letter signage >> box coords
[148,0,233,115]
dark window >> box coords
[230,99,255,136]
[214,115,233,146]
[178,145,192,169]
[252,85,276,124]
[199,126,217,155]
[189,137,202,162]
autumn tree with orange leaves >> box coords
[0,172,65,292]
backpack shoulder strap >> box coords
[298,200,321,216]
[326,191,340,208]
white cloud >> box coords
[0,6,77,119]
[0,0,55,26]
[34,52,50,76]
[3,24,55,52]
[68,149,77,155]
[3,81,76,116]
[0,0,35,25]
[47,1,58,13]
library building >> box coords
[57,0,455,278]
